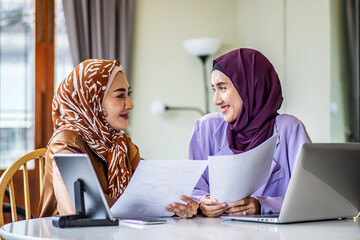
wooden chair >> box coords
[0,148,46,227]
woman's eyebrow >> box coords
[216,82,227,86]
[113,87,130,92]
[113,88,126,92]
[211,82,227,88]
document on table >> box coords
[110,160,207,218]
[209,134,278,204]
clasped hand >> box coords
[165,195,260,218]
[199,196,260,217]
[166,195,199,219]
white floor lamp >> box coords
[183,38,221,114]
[151,38,221,116]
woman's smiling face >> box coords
[102,72,134,130]
[211,70,243,123]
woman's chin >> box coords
[109,122,128,131]
[223,114,237,123]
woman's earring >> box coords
[103,109,108,117]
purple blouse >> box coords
[189,112,311,214]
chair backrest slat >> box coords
[22,163,31,220]
[0,148,46,227]
[39,156,45,196]
[8,179,17,222]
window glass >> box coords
[0,0,72,168]
[55,0,73,90]
[0,0,35,168]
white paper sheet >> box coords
[209,134,278,204]
[110,160,207,218]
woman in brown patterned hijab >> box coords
[39,59,141,217]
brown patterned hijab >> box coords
[52,59,130,198]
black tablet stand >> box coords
[52,179,118,228]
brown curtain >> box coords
[62,0,135,79]
[344,0,359,141]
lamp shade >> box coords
[183,38,221,57]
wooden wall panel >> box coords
[35,0,55,149]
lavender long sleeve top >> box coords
[189,112,311,214]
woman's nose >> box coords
[125,96,134,110]
[213,92,222,105]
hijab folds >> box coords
[213,48,283,154]
[52,59,130,198]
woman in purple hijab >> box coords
[184,48,310,217]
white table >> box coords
[1,217,360,240]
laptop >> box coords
[221,143,360,223]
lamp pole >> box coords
[199,55,210,114]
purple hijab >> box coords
[213,48,283,154]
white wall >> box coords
[285,0,330,142]
[130,0,238,159]
[237,0,331,142]
[236,0,285,86]
[130,0,333,159]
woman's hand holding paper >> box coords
[166,195,199,219]
[225,197,260,215]
[199,196,227,217]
